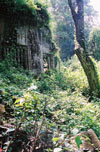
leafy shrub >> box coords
[1,54,100,151]
[63,55,89,94]
[0,58,33,87]
[89,28,100,60]
[37,70,68,93]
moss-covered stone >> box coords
[0,0,50,27]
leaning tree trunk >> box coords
[68,0,100,96]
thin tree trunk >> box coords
[68,0,100,95]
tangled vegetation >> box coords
[1,56,100,151]
[89,28,100,61]
[0,0,50,27]
[1,0,100,151]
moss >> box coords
[0,0,50,27]
[35,2,50,26]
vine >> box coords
[0,0,50,27]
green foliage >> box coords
[49,0,74,60]
[14,91,44,131]
[35,0,51,8]
[0,58,32,87]
[2,55,100,151]
[48,0,97,60]
[75,136,82,149]
[35,2,50,26]
[1,0,100,151]
[52,137,60,142]
[1,0,36,13]
[0,58,33,108]
[89,28,100,60]
[37,70,68,93]
[63,56,89,94]
[1,0,50,27]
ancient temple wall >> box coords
[0,15,56,73]
[17,26,28,46]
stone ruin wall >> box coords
[0,15,56,74]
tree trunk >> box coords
[76,48,99,94]
[68,0,100,95]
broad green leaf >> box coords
[14,98,21,104]
[52,137,60,142]
[75,136,82,149]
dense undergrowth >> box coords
[1,56,100,151]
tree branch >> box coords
[68,0,77,22]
